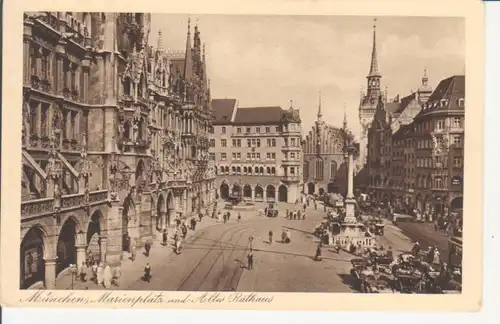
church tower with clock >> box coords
[358,19,382,169]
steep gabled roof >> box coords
[233,106,283,125]
[211,99,237,123]
[418,75,465,116]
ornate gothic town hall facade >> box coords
[20,12,215,289]
[302,95,354,197]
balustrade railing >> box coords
[21,189,109,220]
[21,197,54,219]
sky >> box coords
[149,14,465,139]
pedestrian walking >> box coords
[144,240,151,257]
[86,250,94,267]
[268,230,273,244]
[79,262,87,282]
[286,209,289,219]
[247,250,254,270]
[97,262,104,287]
[144,263,152,283]
[181,223,187,238]
[314,202,317,211]
[411,242,421,257]
[91,261,98,283]
[162,228,168,246]
[113,265,121,287]
[103,264,112,288]
[432,247,441,265]
[175,237,182,254]
[315,244,323,261]
[130,242,137,261]
[237,213,242,222]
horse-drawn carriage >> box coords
[367,219,385,236]
[266,202,279,217]
[350,259,394,293]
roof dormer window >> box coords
[458,98,465,107]
[440,99,448,108]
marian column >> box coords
[344,144,357,222]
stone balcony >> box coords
[281,175,301,183]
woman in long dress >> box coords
[103,264,112,288]
[96,262,104,287]
[433,248,441,265]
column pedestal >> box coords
[99,236,107,264]
[75,245,86,274]
[105,200,123,266]
[44,257,57,290]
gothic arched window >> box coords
[315,158,324,180]
[330,161,337,179]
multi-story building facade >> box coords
[210,100,302,203]
[412,75,465,218]
[302,97,352,196]
[366,96,393,202]
[20,12,215,289]
[366,74,464,217]
[365,71,434,206]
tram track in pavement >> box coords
[176,223,254,291]
[396,222,450,257]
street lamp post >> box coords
[69,263,78,290]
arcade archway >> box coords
[266,185,276,201]
[254,186,264,200]
[243,184,252,199]
[88,210,103,260]
[121,195,135,251]
[220,182,229,199]
[56,217,79,275]
[278,185,288,202]
[307,182,315,195]
[166,191,174,226]
[20,226,48,289]
[450,197,463,211]
[232,184,241,197]
[156,194,165,231]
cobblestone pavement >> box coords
[56,199,253,290]
[396,221,451,258]
[57,200,419,292]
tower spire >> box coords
[317,91,322,120]
[184,18,193,80]
[422,68,428,85]
[368,18,380,77]
[156,29,164,53]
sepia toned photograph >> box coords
[17,11,468,295]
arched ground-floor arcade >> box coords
[20,205,111,290]
[215,177,300,204]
